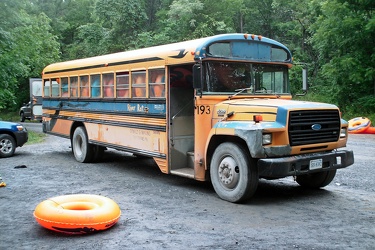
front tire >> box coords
[0,134,16,158]
[72,126,94,163]
[210,142,258,203]
[296,170,337,188]
[20,112,25,122]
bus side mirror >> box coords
[296,67,308,96]
[193,64,202,89]
[302,68,308,92]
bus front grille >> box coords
[288,110,340,146]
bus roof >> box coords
[43,33,292,75]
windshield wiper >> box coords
[228,87,253,100]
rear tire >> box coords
[0,134,16,158]
[72,127,94,163]
[296,170,337,188]
[210,142,258,203]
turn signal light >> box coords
[253,115,263,123]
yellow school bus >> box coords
[42,33,354,202]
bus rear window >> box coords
[43,79,59,97]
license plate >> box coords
[309,159,323,170]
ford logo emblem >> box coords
[311,124,322,131]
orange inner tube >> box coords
[348,117,371,133]
[364,126,375,134]
[34,194,121,234]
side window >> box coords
[51,78,60,97]
[70,76,78,97]
[149,69,165,98]
[61,77,69,97]
[80,75,89,97]
[116,72,129,98]
[132,71,146,98]
[103,73,114,98]
[43,79,50,97]
[91,74,101,98]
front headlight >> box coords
[17,125,25,131]
[262,133,272,145]
[340,128,347,138]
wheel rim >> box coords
[217,156,240,189]
[74,135,83,157]
[0,138,13,154]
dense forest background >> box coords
[0,0,374,119]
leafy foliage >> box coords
[310,0,374,114]
[93,0,148,52]
[0,0,59,109]
[0,0,373,119]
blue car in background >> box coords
[0,121,28,158]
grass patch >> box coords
[28,131,46,144]
[0,111,40,123]
[0,111,19,122]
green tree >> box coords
[310,0,375,114]
[138,0,236,46]
[93,0,148,52]
[144,0,163,30]
[0,0,59,110]
[65,23,110,59]
[30,0,97,60]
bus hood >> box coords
[213,98,339,122]
[212,98,346,158]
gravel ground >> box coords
[0,130,374,250]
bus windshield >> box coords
[203,61,289,94]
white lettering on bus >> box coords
[127,104,136,112]
[137,104,145,112]
[154,104,164,111]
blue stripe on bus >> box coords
[276,107,288,126]
[43,99,167,115]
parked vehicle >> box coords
[19,78,43,122]
[0,121,28,157]
[42,33,353,203]
[19,102,32,122]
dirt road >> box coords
[0,132,374,249]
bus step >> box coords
[170,168,195,179]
